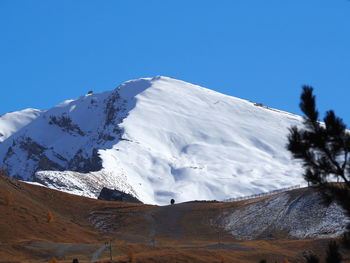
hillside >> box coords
[0,175,349,262]
[0,76,306,204]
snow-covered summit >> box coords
[0,108,43,142]
[0,76,305,204]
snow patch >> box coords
[222,190,348,239]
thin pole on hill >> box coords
[104,240,112,261]
[109,240,112,261]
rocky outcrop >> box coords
[68,148,102,173]
[98,187,142,203]
[49,115,85,136]
[104,90,127,127]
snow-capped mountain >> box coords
[0,76,306,205]
[0,108,43,142]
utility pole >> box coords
[109,239,112,261]
[105,240,112,261]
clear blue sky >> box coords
[1,0,349,123]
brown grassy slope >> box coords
[0,175,95,243]
[96,239,350,263]
[0,175,147,262]
[1,175,350,262]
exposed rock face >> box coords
[49,115,85,136]
[68,148,102,172]
[0,88,128,180]
[98,187,142,203]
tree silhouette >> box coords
[287,86,350,246]
[304,254,319,263]
[326,240,342,263]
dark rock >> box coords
[19,137,47,160]
[104,90,127,127]
[98,133,116,141]
[5,146,14,158]
[49,115,85,136]
[104,91,121,126]
[68,148,102,172]
[38,155,64,171]
[98,187,142,203]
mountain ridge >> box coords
[0,76,305,204]
[0,108,43,142]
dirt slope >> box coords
[1,175,349,263]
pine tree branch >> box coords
[342,150,348,171]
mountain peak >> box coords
[0,77,304,204]
[0,108,43,142]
